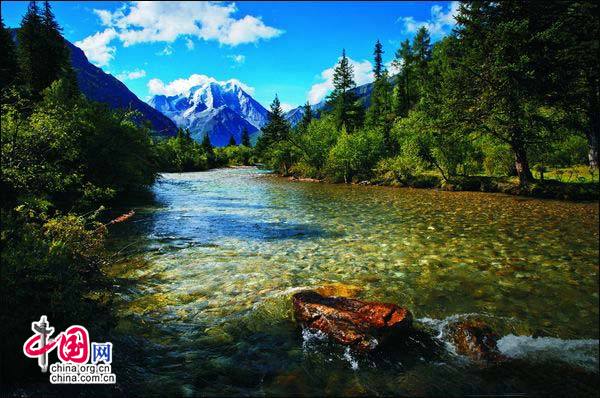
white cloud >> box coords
[116,69,147,81]
[227,54,245,64]
[156,45,173,56]
[280,102,295,112]
[185,37,194,50]
[74,28,117,67]
[307,57,374,104]
[147,73,255,96]
[399,1,460,38]
[385,60,402,76]
[79,1,283,67]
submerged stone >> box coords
[292,290,413,351]
[446,319,505,362]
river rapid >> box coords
[106,167,599,396]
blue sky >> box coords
[1,1,458,109]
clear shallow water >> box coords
[106,168,599,396]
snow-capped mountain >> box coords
[148,81,269,146]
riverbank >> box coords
[287,172,600,202]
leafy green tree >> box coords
[241,127,251,147]
[326,49,363,131]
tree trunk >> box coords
[587,103,599,169]
[512,144,534,186]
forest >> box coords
[0,0,598,390]
[256,1,598,199]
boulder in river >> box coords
[446,319,505,362]
[292,290,413,351]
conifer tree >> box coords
[241,127,251,147]
[17,1,45,95]
[261,95,290,144]
[0,17,19,89]
[201,133,213,153]
[228,134,237,146]
[393,39,413,117]
[326,49,363,131]
[373,39,384,80]
[41,1,70,91]
[300,101,312,130]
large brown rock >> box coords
[292,290,413,351]
[446,319,505,362]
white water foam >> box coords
[418,314,599,371]
[497,334,599,372]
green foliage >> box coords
[325,126,384,182]
[1,207,113,382]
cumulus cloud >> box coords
[147,73,255,96]
[74,28,117,67]
[307,57,374,104]
[399,1,460,38]
[227,54,246,64]
[78,1,283,66]
[116,69,147,81]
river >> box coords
[106,167,599,396]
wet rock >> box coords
[292,290,413,351]
[447,320,505,362]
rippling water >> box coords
[106,168,599,396]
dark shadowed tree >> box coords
[0,17,19,90]
[241,127,251,147]
[228,134,237,146]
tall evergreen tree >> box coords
[41,1,71,91]
[393,39,413,117]
[326,49,363,131]
[17,1,44,95]
[300,101,313,130]
[373,39,384,79]
[366,41,394,152]
[228,134,237,146]
[0,17,19,90]
[261,95,290,144]
[449,1,569,185]
[241,127,251,147]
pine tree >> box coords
[300,101,312,130]
[0,17,19,89]
[241,127,251,147]
[17,1,45,95]
[373,40,384,80]
[261,94,290,144]
[393,39,413,117]
[326,49,362,131]
[201,133,213,153]
[17,1,75,97]
[228,134,237,146]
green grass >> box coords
[533,165,599,184]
